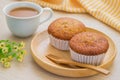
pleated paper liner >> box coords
[49,35,69,50]
[70,48,105,66]
[31,27,116,77]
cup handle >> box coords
[39,7,53,24]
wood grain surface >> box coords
[31,28,116,77]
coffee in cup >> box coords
[3,2,53,37]
[9,7,39,17]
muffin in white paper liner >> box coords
[70,48,105,66]
[49,35,69,50]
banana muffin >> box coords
[48,17,86,50]
[69,32,109,65]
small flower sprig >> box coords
[0,40,26,68]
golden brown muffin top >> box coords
[69,32,109,55]
[48,17,86,40]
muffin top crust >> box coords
[48,17,86,40]
[69,32,109,55]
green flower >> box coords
[19,41,25,49]
[0,40,26,68]
[17,55,23,62]
[13,45,19,52]
[20,50,26,55]
[0,42,6,48]
[17,58,23,62]
[7,56,13,61]
[0,58,7,64]
[4,62,11,68]
[2,47,8,53]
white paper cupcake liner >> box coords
[70,48,105,66]
[49,35,69,50]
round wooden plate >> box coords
[31,28,116,77]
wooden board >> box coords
[31,28,116,77]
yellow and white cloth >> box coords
[27,0,120,32]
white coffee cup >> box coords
[3,2,53,37]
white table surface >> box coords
[0,0,120,80]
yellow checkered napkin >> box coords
[27,0,120,32]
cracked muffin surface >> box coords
[48,17,86,40]
[69,32,109,55]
